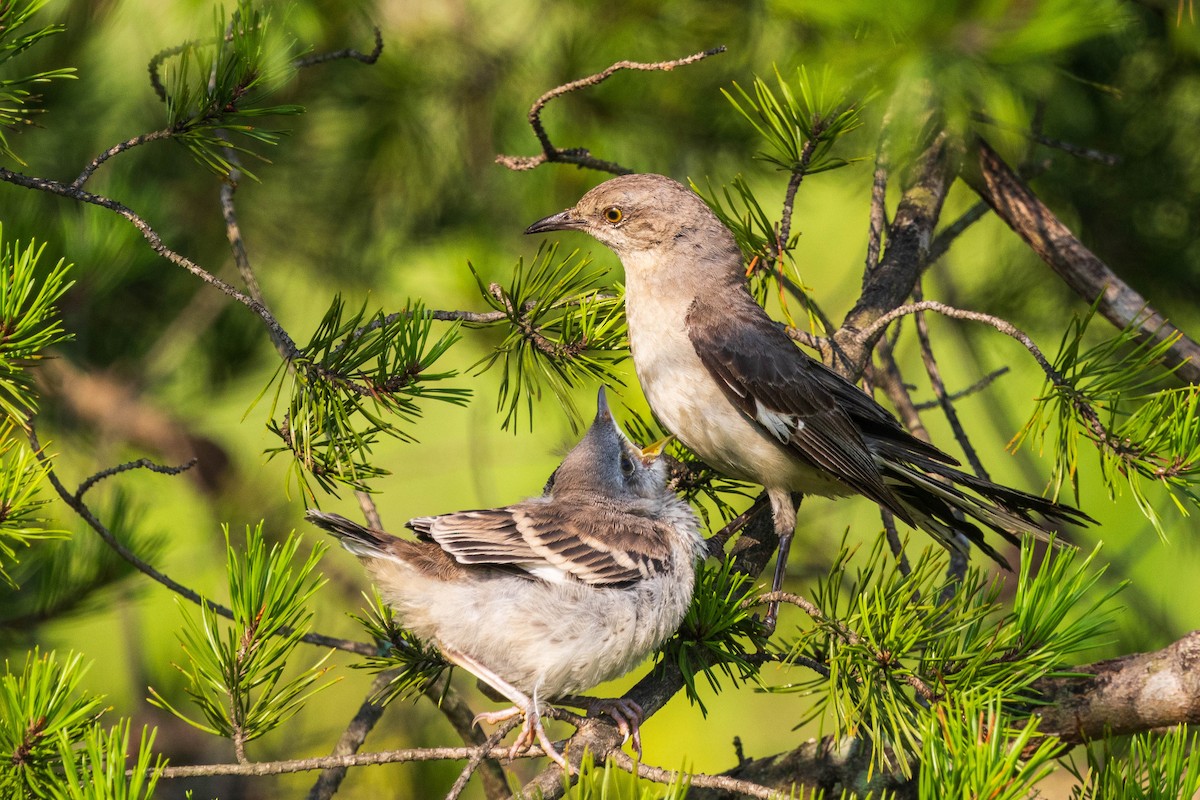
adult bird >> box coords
[308,388,703,770]
[527,173,1089,627]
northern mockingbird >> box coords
[527,173,1089,625]
[308,388,703,770]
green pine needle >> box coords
[0,649,105,797]
[470,242,627,433]
[265,297,469,498]
[348,588,449,706]
[1014,304,1200,535]
[661,559,768,714]
[148,523,337,746]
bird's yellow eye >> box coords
[603,206,624,225]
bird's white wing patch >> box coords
[755,399,803,443]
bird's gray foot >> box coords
[586,697,644,755]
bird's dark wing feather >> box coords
[687,296,951,518]
[409,501,676,587]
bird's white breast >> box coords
[623,260,848,498]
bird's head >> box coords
[546,387,672,501]
[526,174,738,273]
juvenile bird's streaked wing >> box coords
[409,503,677,587]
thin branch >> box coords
[495,46,726,175]
[72,129,177,189]
[443,719,519,800]
[911,286,989,480]
[608,751,784,799]
[292,27,383,69]
[854,300,1061,383]
[74,457,197,501]
[28,424,374,657]
[864,108,895,275]
[306,670,396,800]
[774,130,822,264]
[149,743,545,779]
[354,491,383,531]
[0,167,300,356]
[705,492,770,557]
[926,200,989,266]
[972,112,1121,166]
[911,368,1008,411]
[963,137,1200,384]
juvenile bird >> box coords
[307,388,703,770]
[527,174,1089,626]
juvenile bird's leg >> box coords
[558,694,645,755]
[763,489,802,633]
[439,643,570,772]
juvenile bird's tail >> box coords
[878,454,1093,568]
[305,510,394,559]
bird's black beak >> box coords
[525,209,583,235]
[594,386,612,423]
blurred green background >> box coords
[2,0,1199,796]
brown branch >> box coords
[1033,629,1200,744]
[833,131,961,378]
[495,46,726,175]
[963,137,1200,384]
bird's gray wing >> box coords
[408,502,676,587]
[686,297,922,516]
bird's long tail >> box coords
[305,510,393,559]
[877,455,1093,569]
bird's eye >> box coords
[619,455,635,476]
[603,206,624,225]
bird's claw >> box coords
[474,702,571,773]
[583,697,645,756]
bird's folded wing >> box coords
[410,503,675,586]
[686,298,908,514]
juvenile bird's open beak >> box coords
[638,435,674,465]
[526,209,584,235]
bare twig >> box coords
[74,457,198,501]
[926,200,990,266]
[963,137,1200,384]
[293,27,383,69]
[148,743,546,778]
[864,108,894,275]
[609,751,784,799]
[705,492,770,557]
[495,47,726,174]
[911,368,1008,411]
[854,300,1060,382]
[443,719,519,800]
[72,129,177,189]
[972,112,1121,166]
